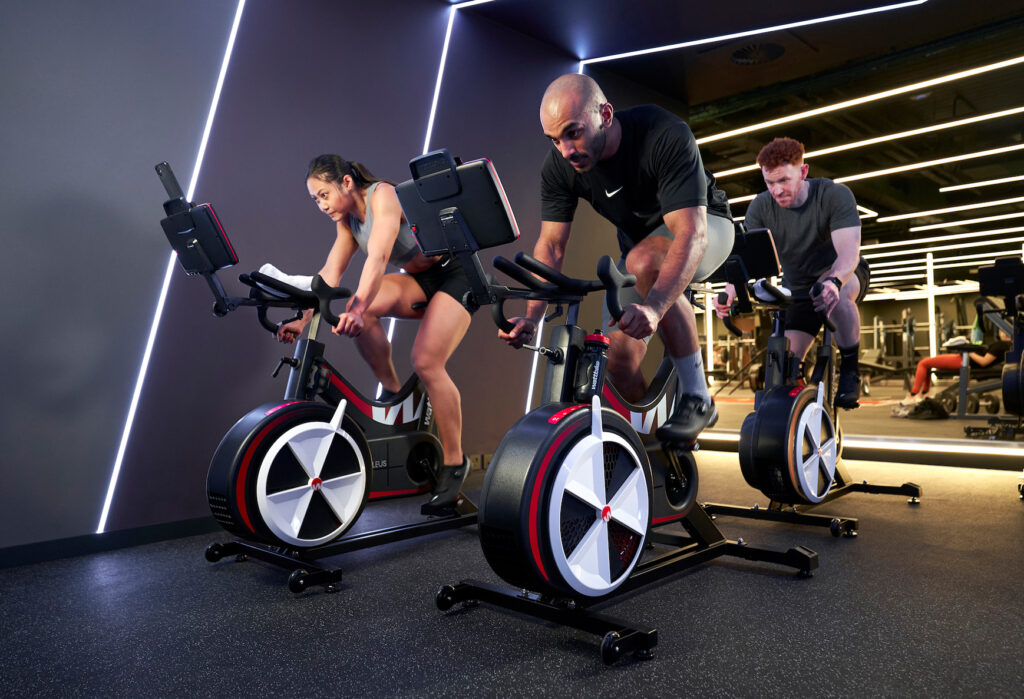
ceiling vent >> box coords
[730,42,785,66]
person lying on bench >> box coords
[897,329,1011,407]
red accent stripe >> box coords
[548,404,586,424]
[528,427,576,582]
[328,373,372,416]
[202,204,237,263]
[236,414,294,533]
[265,401,305,416]
[652,513,686,525]
[601,385,629,419]
[369,486,431,499]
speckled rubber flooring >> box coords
[2,455,1022,697]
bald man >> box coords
[500,73,734,443]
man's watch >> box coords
[825,276,843,291]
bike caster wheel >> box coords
[288,569,310,594]
[204,542,224,562]
[908,497,921,506]
[601,632,623,665]
[436,584,458,611]
[829,519,841,538]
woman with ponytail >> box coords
[278,154,474,512]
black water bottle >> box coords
[574,332,610,402]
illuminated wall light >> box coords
[713,106,1024,179]
[862,225,1024,251]
[869,249,1020,269]
[98,0,247,534]
[909,211,1024,231]
[858,205,878,219]
[700,430,1024,457]
[579,1,926,69]
[696,53,1024,145]
[864,282,979,301]
[869,272,927,283]
[730,193,757,204]
[864,235,1024,260]
[877,195,1024,222]
[939,174,1024,192]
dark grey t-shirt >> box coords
[540,104,731,249]
[745,178,859,292]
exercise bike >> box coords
[393,152,818,664]
[707,237,921,536]
[156,162,476,593]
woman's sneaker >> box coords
[421,456,471,515]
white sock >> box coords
[672,350,710,404]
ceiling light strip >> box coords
[697,53,1024,145]
[713,105,1024,179]
[836,143,1024,185]
[864,236,1024,260]
[940,174,1024,192]
[877,194,1024,222]
[579,1,927,67]
[862,225,1024,251]
[909,211,1024,231]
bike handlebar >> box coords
[488,252,636,333]
[720,279,836,337]
[240,270,352,335]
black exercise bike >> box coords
[156,162,476,593]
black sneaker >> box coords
[834,370,861,410]
[421,456,471,516]
[656,394,718,444]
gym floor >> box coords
[3,452,1021,696]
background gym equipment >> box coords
[706,234,921,537]
[396,153,817,664]
[157,162,477,593]
[964,258,1024,444]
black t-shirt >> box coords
[540,104,731,248]
[976,340,1012,366]
[745,178,860,293]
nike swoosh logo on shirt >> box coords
[605,186,623,198]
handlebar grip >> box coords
[514,252,567,285]
[717,292,743,337]
[256,306,279,335]
[310,274,352,329]
[491,298,515,333]
[494,255,546,290]
[596,255,636,322]
[810,282,838,333]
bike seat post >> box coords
[284,311,327,402]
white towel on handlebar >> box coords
[257,263,314,296]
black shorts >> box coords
[785,257,870,337]
[409,256,477,312]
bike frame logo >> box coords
[371,392,429,426]
[601,386,668,434]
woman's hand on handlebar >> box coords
[332,310,365,337]
[714,283,736,318]
[277,310,312,344]
[499,317,538,348]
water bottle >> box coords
[574,331,610,402]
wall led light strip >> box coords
[835,143,1024,185]
[862,225,1024,251]
[877,195,1024,222]
[98,0,247,534]
[696,53,1024,145]
[713,106,1024,179]
[578,0,926,69]
[864,235,1024,260]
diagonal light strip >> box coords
[858,204,878,219]
[713,106,1024,179]
[98,0,247,534]
[870,249,1021,268]
[836,144,1024,185]
[940,174,1024,192]
[696,53,1024,145]
[864,236,1024,259]
[877,195,1024,222]
[579,1,926,67]
[909,211,1024,231]
[861,225,1024,251]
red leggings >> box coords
[912,354,963,394]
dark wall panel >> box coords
[104,0,448,531]
[0,0,241,548]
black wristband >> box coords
[825,276,843,291]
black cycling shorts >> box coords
[785,257,870,337]
[409,256,477,313]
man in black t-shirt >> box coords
[499,73,734,443]
[714,137,869,409]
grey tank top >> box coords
[348,181,421,268]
